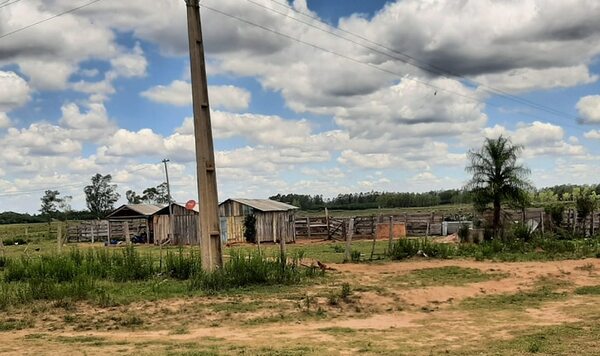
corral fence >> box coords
[295,207,600,240]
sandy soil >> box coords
[0,258,598,355]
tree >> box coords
[84,174,120,218]
[466,135,531,237]
[141,182,170,204]
[126,190,143,204]
[40,190,62,217]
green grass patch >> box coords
[318,326,356,334]
[461,287,567,310]
[0,318,34,331]
[460,321,600,355]
[575,285,600,295]
[388,266,508,288]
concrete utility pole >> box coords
[185,0,223,270]
[162,158,174,244]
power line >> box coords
[0,0,24,9]
[252,0,576,121]
[199,3,587,132]
[0,0,103,40]
[0,165,154,198]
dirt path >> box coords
[0,258,598,355]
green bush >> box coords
[189,251,319,292]
[388,239,454,260]
[165,248,201,280]
[457,224,470,242]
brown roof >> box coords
[221,198,298,212]
[107,204,164,218]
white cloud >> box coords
[577,95,600,124]
[474,65,598,93]
[141,80,190,106]
[0,71,31,111]
[0,113,11,129]
[59,103,117,141]
[141,80,251,111]
[103,128,166,157]
[208,85,251,111]
[482,121,586,158]
[584,130,600,140]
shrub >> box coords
[165,248,201,280]
[457,224,470,243]
[2,238,27,245]
[243,215,257,243]
[388,239,454,260]
[511,223,534,242]
[350,250,361,263]
[189,251,319,292]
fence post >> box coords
[124,222,131,245]
[91,222,95,245]
[388,216,394,252]
[279,229,286,263]
[307,217,311,239]
[344,218,354,262]
[325,208,330,240]
[57,223,62,253]
[540,211,545,236]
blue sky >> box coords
[1,0,600,213]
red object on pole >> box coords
[185,200,197,211]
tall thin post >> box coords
[185,0,222,270]
[162,159,174,242]
[57,223,62,253]
[344,218,355,262]
[388,216,394,251]
[325,207,330,239]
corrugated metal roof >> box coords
[222,198,298,212]
[128,204,164,215]
[156,202,200,214]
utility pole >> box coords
[185,0,223,270]
[162,159,174,245]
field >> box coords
[0,236,599,355]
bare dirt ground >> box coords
[1,258,599,355]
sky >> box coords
[1,0,600,213]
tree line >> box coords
[0,174,171,225]
[269,190,474,211]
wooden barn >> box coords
[153,203,199,245]
[106,204,164,244]
[219,198,298,244]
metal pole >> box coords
[185,0,223,270]
[162,159,174,244]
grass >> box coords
[387,266,508,288]
[574,285,600,295]
[460,321,600,355]
[461,286,567,311]
[0,247,322,309]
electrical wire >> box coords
[252,0,576,121]
[0,0,24,9]
[0,0,103,40]
[199,3,587,132]
[0,165,156,198]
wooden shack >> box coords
[219,198,298,244]
[106,204,163,243]
[153,203,199,245]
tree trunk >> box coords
[493,199,501,238]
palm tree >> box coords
[466,135,531,237]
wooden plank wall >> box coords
[66,220,109,242]
[223,216,245,244]
[255,211,295,243]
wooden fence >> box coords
[295,207,600,240]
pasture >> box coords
[0,222,599,355]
